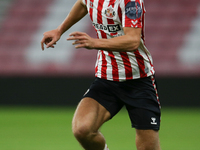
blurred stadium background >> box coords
[0,0,200,149]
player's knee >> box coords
[72,124,93,141]
[138,143,158,150]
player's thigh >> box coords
[136,129,160,150]
[72,97,111,132]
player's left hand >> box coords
[67,32,96,49]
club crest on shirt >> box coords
[104,5,115,18]
[90,1,93,8]
[125,1,142,19]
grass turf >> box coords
[0,106,199,150]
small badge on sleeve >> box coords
[125,1,142,19]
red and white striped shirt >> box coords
[82,0,155,81]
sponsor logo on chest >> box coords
[92,23,121,33]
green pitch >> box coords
[0,106,199,150]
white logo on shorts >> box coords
[151,117,157,125]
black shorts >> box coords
[83,76,161,130]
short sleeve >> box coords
[82,0,86,5]
[120,0,143,28]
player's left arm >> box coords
[67,27,141,52]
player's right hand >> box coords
[41,29,61,50]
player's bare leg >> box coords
[72,97,111,150]
[135,129,161,150]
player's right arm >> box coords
[41,0,88,50]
